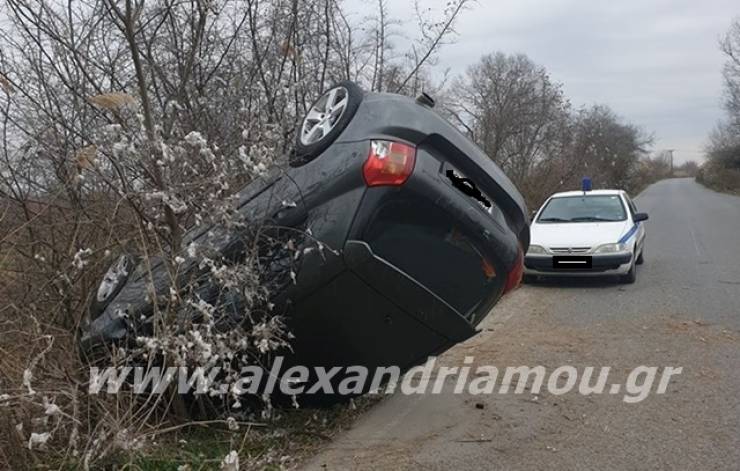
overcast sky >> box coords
[348,0,738,163]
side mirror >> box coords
[633,212,648,222]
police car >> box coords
[524,179,648,283]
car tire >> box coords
[620,259,637,284]
[291,81,363,166]
[636,248,644,265]
[89,254,136,320]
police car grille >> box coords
[550,247,591,254]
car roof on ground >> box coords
[549,189,624,198]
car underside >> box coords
[81,82,530,385]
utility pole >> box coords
[666,149,675,175]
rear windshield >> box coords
[364,197,503,318]
[538,195,626,223]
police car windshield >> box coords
[538,195,627,223]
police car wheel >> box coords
[620,260,637,284]
[523,275,538,284]
[636,249,644,265]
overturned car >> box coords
[81,82,530,385]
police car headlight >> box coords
[593,243,626,254]
[527,244,547,255]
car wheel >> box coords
[620,259,637,284]
[291,81,363,166]
[89,254,136,320]
[636,248,644,265]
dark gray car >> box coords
[82,81,530,378]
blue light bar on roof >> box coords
[582,177,592,192]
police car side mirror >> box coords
[633,212,648,222]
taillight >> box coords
[363,140,416,187]
[503,245,524,295]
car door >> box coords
[625,194,646,252]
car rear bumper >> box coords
[524,253,632,276]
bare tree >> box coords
[701,18,740,192]
[449,52,652,206]
[565,105,652,191]
[450,52,570,193]
[721,19,740,129]
[362,0,470,94]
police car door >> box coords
[625,194,645,252]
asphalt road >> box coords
[303,178,740,470]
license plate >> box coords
[553,256,592,269]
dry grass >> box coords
[0,307,376,470]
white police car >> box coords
[524,180,648,284]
